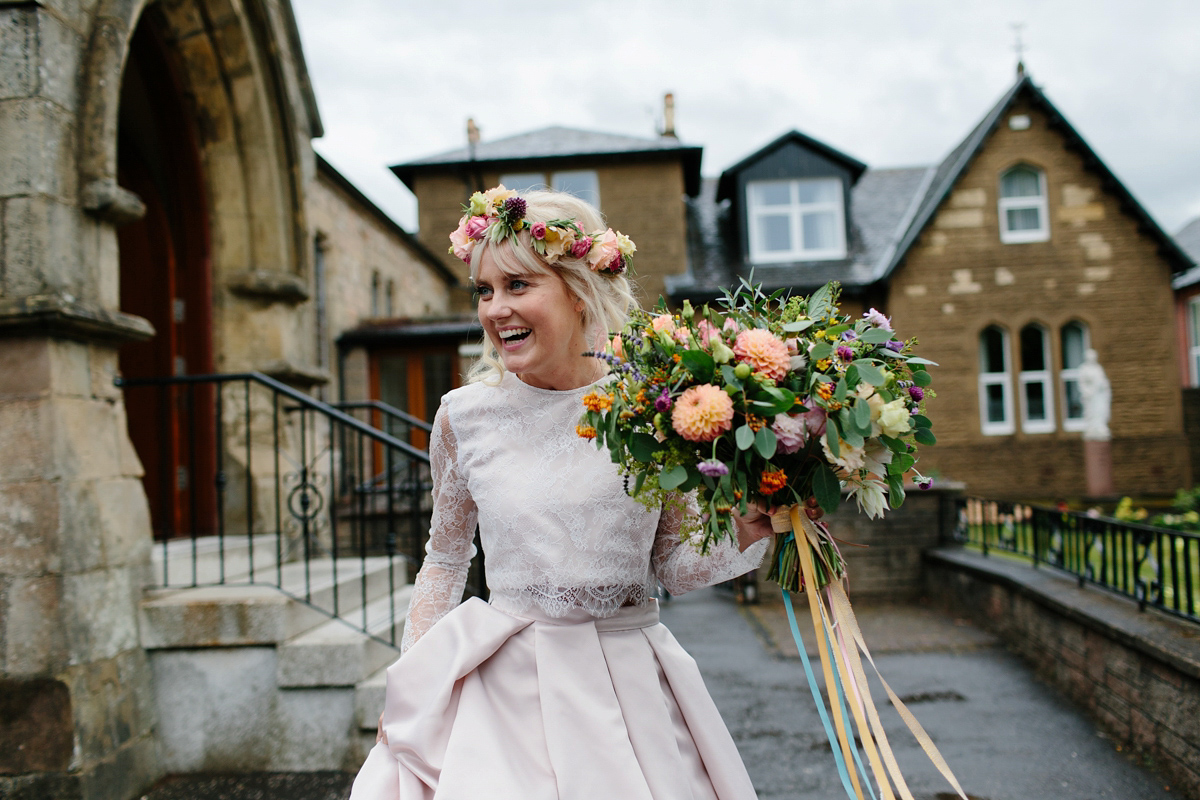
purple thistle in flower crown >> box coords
[697,459,729,477]
[654,388,672,412]
[837,344,854,361]
[908,386,925,402]
[503,196,527,220]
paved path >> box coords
[662,586,1176,800]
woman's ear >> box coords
[574,298,585,313]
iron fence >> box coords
[953,497,1199,625]
[116,372,484,648]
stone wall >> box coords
[887,93,1187,499]
[925,548,1200,799]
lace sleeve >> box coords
[400,402,479,653]
[652,494,769,596]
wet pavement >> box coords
[142,588,1178,800]
[665,587,1176,800]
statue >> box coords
[1077,349,1111,441]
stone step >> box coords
[355,664,389,732]
[148,533,300,587]
[277,585,413,688]
[141,556,404,648]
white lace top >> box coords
[401,371,769,652]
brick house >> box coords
[672,71,1195,501]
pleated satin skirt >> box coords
[349,597,758,800]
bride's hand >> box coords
[376,711,388,745]
[732,498,825,551]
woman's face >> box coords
[474,249,594,390]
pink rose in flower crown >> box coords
[465,215,490,241]
[530,221,547,240]
[449,217,475,263]
[651,314,677,336]
[571,235,593,259]
[696,319,721,347]
[587,229,621,272]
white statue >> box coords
[1077,349,1111,441]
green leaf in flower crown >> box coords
[879,434,907,453]
[813,463,841,513]
[629,432,662,463]
[824,421,841,458]
[852,360,885,386]
[736,425,755,450]
[913,369,933,387]
[754,426,777,459]
[680,350,715,383]
[860,327,894,344]
[659,464,689,490]
[810,341,834,362]
[911,414,933,429]
[906,357,939,366]
[914,427,937,446]
[782,319,815,333]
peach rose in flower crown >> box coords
[448,217,475,263]
[587,229,622,272]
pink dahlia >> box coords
[733,329,790,381]
[671,384,734,442]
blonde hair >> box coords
[466,190,636,385]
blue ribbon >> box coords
[783,588,861,800]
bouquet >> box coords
[578,280,967,800]
[577,279,937,592]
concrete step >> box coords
[355,663,389,732]
[277,585,412,688]
[148,533,300,587]
[141,556,404,648]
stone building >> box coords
[0,2,452,797]
[673,71,1195,501]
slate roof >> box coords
[670,73,1192,302]
[391,126,704,196]
[1170,217,1200,289]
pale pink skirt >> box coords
[349,597,758,799]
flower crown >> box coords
[448,185,636,276]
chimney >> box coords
[661,93,675,138]
[467,118,481,146]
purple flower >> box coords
[885,340,904,352]
[863,308,893,331]
[917,478,933,490]
[698,460,729,477]
[841,330,858,341]
[908,386,925,402]
[503,196,527,220]
[837,344,854,361]
[654,388,672,412]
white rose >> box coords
[879,398,912,438]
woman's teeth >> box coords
[499,328,531,342]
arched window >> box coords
[1060,321,1090,430]
[1019,324,1055,433]
[979,326,1014,435]
[999,165,1049,243]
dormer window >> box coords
[998,165,1049,243]
[747,178,846,263]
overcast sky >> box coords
[290,1,1200,240]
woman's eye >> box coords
[510,280,529,291]
[475,286,492,299]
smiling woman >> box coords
[349,187,775,800]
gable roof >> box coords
[390,126,704,196]
[880,74,1194,280]
[715,129,868,203]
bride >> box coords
[350,186,778,799]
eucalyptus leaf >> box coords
[782,319,815,333]
[879,434,907,453]
[754,426,778,459]
[810,342,834,361]
[912,414,933,429]
[736,425,755,450]
[813,464,842,513]
[914,370,933,387]
[680,350,715,382]
[809,283,835,320]
[824,423,841,458]
[629,432,661,463]
[633,470,647,495]
[659,465,689,490]
[680,469,703,493]
[834,376,848,403]
[860,327,894,344]
[914,427,937,446]
[853,360,885,386]
[906,357,939,366]
[843,365,860,390]
[854,398,871,430]
[720,365,743,391]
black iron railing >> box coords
[333,400,433,442]
[117,372,475,648]
[953,497,1199,625]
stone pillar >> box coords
[0,3,163,797]
[1084,438,1115,498]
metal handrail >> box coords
[952,497,1199,625]
[115,371,465,649]
[332,400,434,434]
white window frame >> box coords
[998,165,1050,244]
[979,326,1015,436]
[1018,324,1055,433]
[1189,297,1200,388]
[747,177,846,264]
[1059,321,1091,432]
